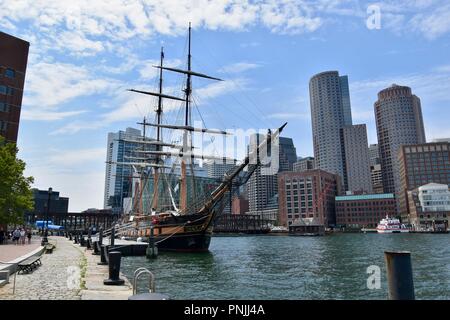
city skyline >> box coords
[2,1,450,211]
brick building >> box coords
[278,169,341,227]
[0,32,29,143]
[335,193,397,229]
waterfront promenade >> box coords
[0,237,41,263]
[0,236,132,300]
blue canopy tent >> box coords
[35,220,64,230]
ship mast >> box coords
[180,22,193,213]
[151,47,164,212]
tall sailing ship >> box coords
[109,24,286,252]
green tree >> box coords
[0,136,34,225]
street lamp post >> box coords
[41,187,52,245]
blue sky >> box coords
[1,0,450,211]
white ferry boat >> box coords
[376,215,410,233]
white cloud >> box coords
[24,61,118,108]
[266,112,310,120]
[219,62,261,74]
[21,109,87,121]
[48,148,106,166]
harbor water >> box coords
[121,233,450,299]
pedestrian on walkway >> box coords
[13,229,20,245]
[27,229,32,244]
[20,228,26,245]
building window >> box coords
[5,68,15,78]
[0,121,7,132]
[0,85,6,95]
[0,102,10,112]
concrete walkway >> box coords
[0,237,41,263]
[0,236,133,300]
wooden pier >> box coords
[213,214,273,234]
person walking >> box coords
[27,229,32,244]
[20,228,26,245]
[13,229,20,245]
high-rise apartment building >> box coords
[374,84,426,200]
[104,127,156,212]
[246,134,297,213]
[370,164,384,194]
[368,144,380,166]
[0,32,29,143]
[309,71,371,192]
[310,71,351,186]
[342,124,372,193]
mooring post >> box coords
[74,234,78,244]
[104,251,125,285]
[110,225,115,247]
[92,241,99,255]
[146,225,158,259]
[86,228,92,250]
[98,228,103,245]
[384,251,415,300]
[98,245,108,265]
[69,233,72,241]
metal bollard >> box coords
[80,234,86,247]
[104,251,125,285]
[110,226,115,246]
[92,241,99,255]
[86,238,92,250]
[98,228,103,246]
[69,234,72,241]
[97,245,108,265]
[74,235,78,244]
[385,251,415,300]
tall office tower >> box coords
[309,71,352,189]
[0,32,29,143]
[104,127,156,213]
[293,157,315,172]
[342,124,373,193]
[247,134,297,213]
[368,144,380,166]
[374,84,426,200]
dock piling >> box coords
[146,225,158,259]
[97,245,108,265]
[384,251,415,300]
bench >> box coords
[45,243,55,254]
[17,255,42,274]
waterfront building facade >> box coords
[0,32,29,143]
[407,183,450,231]
[30,189,69,215]
[335,193,397,229]
[293,157,315,172]
[342,124,372,193]
[374,84,426,200]
[398,142,450,220]
[231,195,249,214]
[278,169,341,227]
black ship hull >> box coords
[154,231,212,252]
[131,212,216,252]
